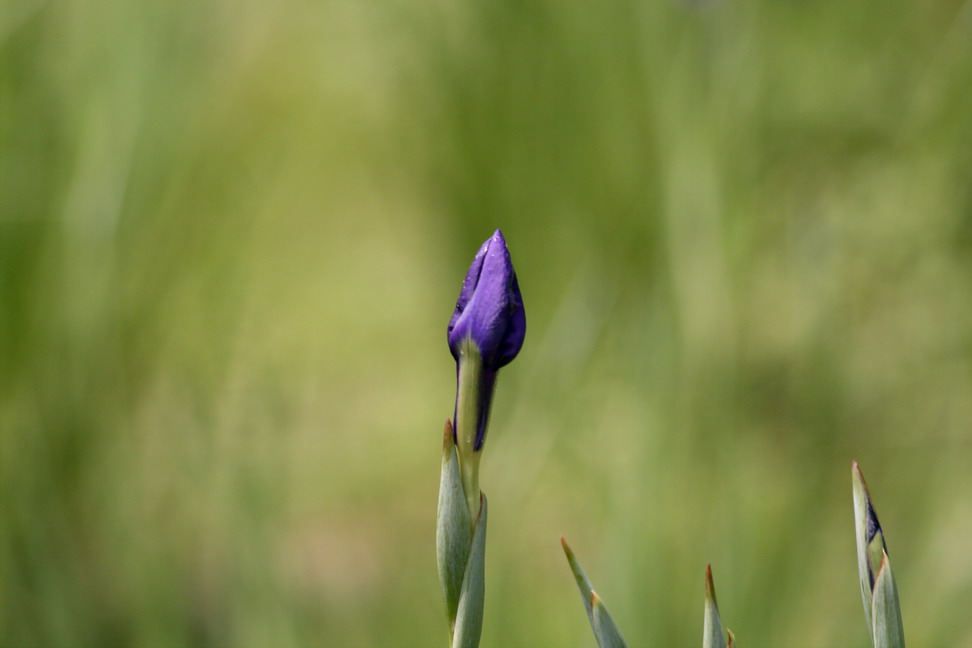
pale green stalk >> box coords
[454,338,482,521]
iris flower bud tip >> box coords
[447,229,526,371]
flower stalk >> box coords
[454,339,485,520]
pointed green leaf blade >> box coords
[703,565,727,648]
[560,537,595,623]
[561,538,628,648]
[591,593,629,648]
[871,553,905,648]
[452,494,487,648]
[437,420,472,632]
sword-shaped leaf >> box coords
[561,537,629,648]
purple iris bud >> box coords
[448,230,525,451]
[448,230,526,368]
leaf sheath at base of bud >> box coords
[452,495,487,648]
[437,421,472,634]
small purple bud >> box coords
[448,230,525,451]
[448,230,526,370]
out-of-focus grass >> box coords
[2,0,971,646]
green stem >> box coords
[455,339,483,522]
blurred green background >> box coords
[2,0,971,646]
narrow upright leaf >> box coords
[560,537,628,648]
[452,494,487,648]
[561,537,595,621]
[703,565,727,648]
[437,420,472,632]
